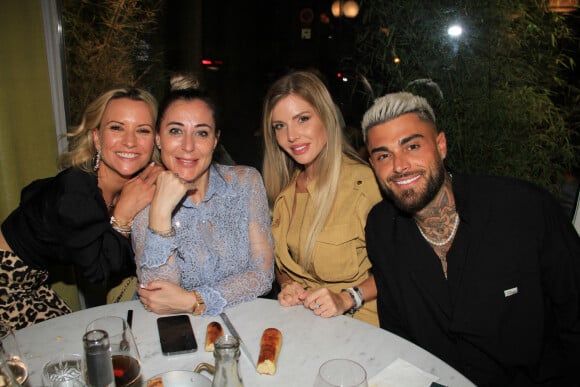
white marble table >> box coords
[16,298,475,386]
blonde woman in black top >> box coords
[0,87,162,330]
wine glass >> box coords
[0,322,28,385]
[86,316,141,387]
[313,359,368,387]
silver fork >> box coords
[120,319,130,351]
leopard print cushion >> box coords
[0,250,72,330]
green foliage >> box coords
[62,0,165,125]
[353,0,579,192]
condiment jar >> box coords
[83,329,115,387]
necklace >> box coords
[416,212,460,246]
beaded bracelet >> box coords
[353,286,364,306]
[341,287,364,315]
[148,226,176,238]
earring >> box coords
[93,149,101,171]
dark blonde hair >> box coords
[261,70,363,272]
[58,87,158,172]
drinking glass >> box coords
[0,350,20,387]
[42,353,85,387]
[86,317,141,387]
[313,359,368,387]
[0,322,28,385]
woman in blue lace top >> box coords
[132,75,274,315]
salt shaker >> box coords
[212,335,244,387]
[83,329,115,387]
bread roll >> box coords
[256,328,282,375]
[146,377,163,387]
[205,321,224,352]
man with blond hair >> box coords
[362,92,580,386]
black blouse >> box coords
[1,168,135,283]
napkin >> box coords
[369,358,440,387]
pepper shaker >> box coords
[83,329,115,387]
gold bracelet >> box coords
[148,226,176,238]
[112,225,131,235]
[110,216,132,235]
[110,216,132,227]
[191,290,206,315]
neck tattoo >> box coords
[416,212,460,247]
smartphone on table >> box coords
[156,315,198,355]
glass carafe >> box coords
[211,335,244,387]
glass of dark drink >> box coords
[86,316,141,387]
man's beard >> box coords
[379,162,446,214]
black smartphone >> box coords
[156,315,198,355]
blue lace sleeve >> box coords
[132,206,181,285]
[203,168,274,313]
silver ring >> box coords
[313,303,320,309]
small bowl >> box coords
[146,370,212,387]
[42,353,84,387]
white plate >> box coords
[146,370,212,387]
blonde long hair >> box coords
[58,87,158,172]
[261,71,364,272]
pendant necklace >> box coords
[416,212,460,247]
